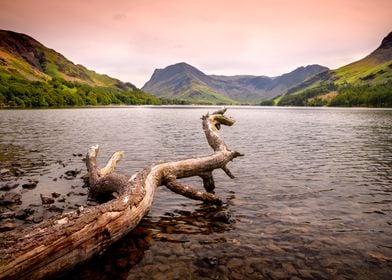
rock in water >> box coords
[0,192,22,205]
[22,183,37,189]
[15,210,28,220]
[40,194,55,204]
[0,183,19,191]
[64,169,81,179]
[47,205,63,213]
[52,192,61,198]
[211,211,232,224]
[15,208,35,220]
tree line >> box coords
[0,76,173,107]
[262,81,392,107]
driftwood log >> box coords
[0,109,243,279]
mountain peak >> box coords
[379,32,392,49]
[274,64,329,87]
[0,29,47,71]
[143,62,208,91]
[142,62,329,104]
[367,31,392,63]
[161,62,203,74]
[171,62,193,68]
[0,29,137,90]
[293,64,328,72]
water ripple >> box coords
[1,107,392,279]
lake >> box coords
[0,106,391,279]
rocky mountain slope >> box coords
[142,62,328,104]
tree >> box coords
[0,109,243,279]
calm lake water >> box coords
[0,106,391,279]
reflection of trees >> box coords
[0,144,28,170]
[56,202,234,280]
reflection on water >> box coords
[58,204,234,280]
[1,107,392,279]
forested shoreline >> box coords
[267,81,392,108]
[1,75,391,108]
[0,75,163,107]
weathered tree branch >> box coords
[99,150,124,177]
[0,109,243,279]
[200,172,215,192]
[222,165,235,179]
[165,177,222,205]
[87,146,129,201]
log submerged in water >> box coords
[0,109,243,279]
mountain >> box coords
[0,30,137,90]
[0,30,159,107]
[142,62,328,104]
[277,32,392,107]
[142,63,236,104]
[332,31,392,85]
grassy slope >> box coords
[143,64,329,105]
[273,32,392,106]
[0,30,136,90]
[274,58,392,105]
[0,49,49,81]
[333,59,392,85]
[178,82,238,105]
[142,68,238,104]
[32,44,125,88]
[0,30,163,107]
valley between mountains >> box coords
[1,30,391,107]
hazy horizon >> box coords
[1,0,391,87]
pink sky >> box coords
[1,0,391,87]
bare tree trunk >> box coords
[0,109,243,279]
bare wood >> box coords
[165,178,222,205]
[222,165,235,179]
[99,151,124,176]
[0,109,243,279]
[211,107,227,115]
[199,172,215,192]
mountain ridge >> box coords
[142,62,328,104]
[0,29,159,107]
[276,32,392,107]
[2,29,390,107]
[0,29,137,90]
[143,32,391,106]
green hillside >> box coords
[0,30,159,107]
[177,82,237,105]
[275,32,392,107]
[142,62,328,105]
